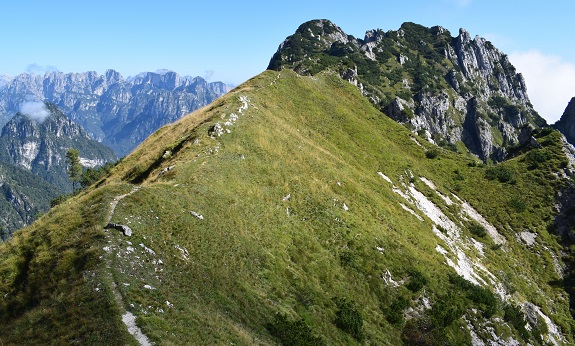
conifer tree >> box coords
[66,148,82,191]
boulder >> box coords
[105,222,132,236]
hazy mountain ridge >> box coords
[0,69,232,156]
[268,20,547,162]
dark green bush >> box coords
[50,193,72,208]
[406,270,428,292]
[448,274,498,318]
[266,313,325,346]
[453,169,465,181]
[468,221,487,238]
[334,297,364,342]
[385,297,410,325]
[509,197,527,213]
[80,162,115,188]
[527,149,551,163]
[503,304,529,340]
[485,165,516,183]
[426,148,439,159]
[430,294,466,328]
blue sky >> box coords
[2,0,574,122]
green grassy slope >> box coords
[0,70,573,345]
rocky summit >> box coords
[268,20,547,162]
[0,20,574,346]
[0,69,232,156]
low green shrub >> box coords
[334,297,364,342]
[503,304,529,340]
[385,297,410,325]
[485,165,516,184]
[467,221,487,238]
[266,313,325,346]
[509,197,527,213]
[426,148,439,159]
[406,270,428,292]
[525,149,551,169]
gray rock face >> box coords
[268,20,547,162]
[449,29,530,105]
[552,184,575,243]
[554,97,575,146]
[0,103,117,191]
[0,70,232,156]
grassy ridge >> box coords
[0,70,573,344]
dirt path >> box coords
[104,186,152,346]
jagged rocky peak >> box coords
[554,97,575,146]
[268,20,547,162]
[299,19,352,45]
[104,69,123,84]
[268,19,360,74]
[449,28,530,105]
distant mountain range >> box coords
[0,69,233,156]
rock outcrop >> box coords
[104,223,133,237]
[0,70,232,156]
[554,97,575,146]
[268,20,547,161]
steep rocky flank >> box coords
[0,162,60,237]
[0,102,116,235]
[0,70,232,156]
[0,103,116,190]
[554,97,575,146]
[268,20,546,161]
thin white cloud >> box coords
[20,101,51,123]
[25,64,59,75]
[509,50,575,124]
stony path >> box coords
[104,186,152,346]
